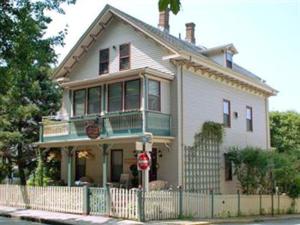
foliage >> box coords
[201,121,224,143]
[270,111,300,153]
[228,147,300,198]
[0,0,75,185]
[158,0,181,14]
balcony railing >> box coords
[40,111,171,143]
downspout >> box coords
[265,96,271,149]
[139,73,147,134]
[180,64,184,186]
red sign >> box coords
[137,152,151,171]
[86,122,100,139]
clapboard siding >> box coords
[182,69,268,149]
[69,19,175,81]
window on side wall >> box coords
[88,86,101,114]
[224,153,233,181]
[73,89,86,116]
[108,82,123,112]
[125,79,140,110]
[246,106,253,131]
[148,79,161,111]
[119,43,130,71]
[223,99,231,128]
[99,48,109,75]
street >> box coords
[221,218,300,225]
[0,217,45,224]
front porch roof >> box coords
[59,67,174,89]
[37,135,174,148]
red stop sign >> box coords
[137,152,151,170]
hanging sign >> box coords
[86,121,100,139]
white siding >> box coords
[182,69,268,149]
[69,19,175,82]
[210,53,225,66]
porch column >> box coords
[102,144,108,187]
[67,147,73,187]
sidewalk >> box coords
[1,205,300,225]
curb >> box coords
[0,212,72,225]
[208,215,300,224]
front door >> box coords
[111,150,123,182]
[149,148,157,181]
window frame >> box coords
[107,82,123,112]
[73,89,87,116]
[99,48,110,75]
[119,43,131,71]
[246,106,253,132]
[147,79,161,112]
[87,86,102,115]
[223,99,231,128]
[124,79,141,110]
[226,52,233,69]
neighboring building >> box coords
[38,5,277,193]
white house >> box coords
[38,5,277,193]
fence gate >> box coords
[89,188,107,215]
[183,134,220,193]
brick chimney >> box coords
[185,22,196,44]
[158,9,170,33]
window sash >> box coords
[88,86,101,114]
[246,106,253,131]
[223,100,231,127]
[99,48,109,74]
[125,79,140,110]
[119,44,130,70]
[148,80,160,111]
[73,89,86,116]
[108,82,123,112]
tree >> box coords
[0,0,75,185]
[270,111,300,153]
[158,0,181,14]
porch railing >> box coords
[40,110,171,143]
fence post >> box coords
[271,191,274,216]
[277,190,280,215]
[210,189,214,219]
[137,187,144,222]
[237,189,241,217]
[83,186,90,215]
[106,183,110,216]
[259,192,262,215]
[178,185,183,218]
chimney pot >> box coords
[158,9,170,33]
[185,22,196,44]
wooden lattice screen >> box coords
[183,134,220,193]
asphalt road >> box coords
[222,218,300,225]
[0,217,45,224]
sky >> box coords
[47,0,300,112]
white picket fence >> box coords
[1,185,300,221]
[0,185,84,214]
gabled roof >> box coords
[201,43,238,55]
[54,4,277,96]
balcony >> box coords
[39,111,172,143]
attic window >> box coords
[119,43,130,70]
[226,52,233,69]
[99,48,109,75]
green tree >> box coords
[0,0,75,185]
[270,111,300,152]
[158,0,181,14]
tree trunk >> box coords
[17,144,26,185]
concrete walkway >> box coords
[1,206,300,225]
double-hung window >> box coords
[223,99,231,127]
[99,48,109,75]
[88,86,101,114]
[226,52,233,69]
[73,89,86,116]
[108,83,123,112]
[119,43,130,70]
[125,79,140,110]
[73,86,101,116]
[246,106,253,131]
[148,79,160,111]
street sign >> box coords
[137,152,151,171]
[135,141,143,151]
[145,142,152,152]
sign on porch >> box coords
[137,152,151,170]
[85,121,100,139]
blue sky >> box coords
[47,0,300,112]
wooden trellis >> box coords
[184,133,220,193]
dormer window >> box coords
[226,52,233,68]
